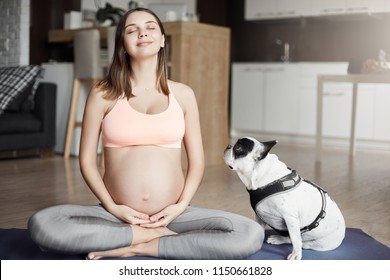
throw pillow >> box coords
[0,65,42,115]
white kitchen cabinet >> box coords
[355,85,376,140]
[345,0,385,14]
[322,83,353,138]
[276,0,311,18]
[311,0,346,16]
[246,0,387,20]
[245,0,310,20]
[340,83,390,142]
[231,63,300,135]
[263,64,300,134]
[298,63,348,136]
[310,0,385,15]
[231,62,390,148]
[245,0,277,20]
[346,83,389,141]
[373,85,390,140]
[231,64,266,132]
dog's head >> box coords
[223,137,277,171]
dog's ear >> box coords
[257,140,277,160]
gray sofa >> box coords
[0,65,57,158]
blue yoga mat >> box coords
[1,228,389,260]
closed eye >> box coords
[126,28,137,34]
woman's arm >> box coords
[79,86,149,224]
[177,84,205,207]
[79,86,114,208]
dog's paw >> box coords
[287,250,302,260]
[266,235,291,245]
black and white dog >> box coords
[224,137,345,260]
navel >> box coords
[141,193,150,201]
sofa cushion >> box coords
[0,65,42,115]
[0,112,41,134]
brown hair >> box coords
[97,8,169,99]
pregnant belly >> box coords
[103,147,184,215]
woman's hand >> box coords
[108,204,151,225]
[140,202,187,228]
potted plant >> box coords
[96,3,125,26]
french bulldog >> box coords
[224,137,345,260]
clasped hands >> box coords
[109,202,186,228]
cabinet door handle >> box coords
[323,92,345,96]
[277,11,296,16]
[242,67,264,72]
[322,8,344,13]
[346,7,368,12]
[254,12,274,17]
[264,67,284,72]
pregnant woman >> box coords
[28,7,264,260]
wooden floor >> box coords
[0,142,389,247]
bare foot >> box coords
[87,239,160,260]
[87,246,136,260]
[87,227,177,260]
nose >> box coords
[227,144,232,149]
[138,29,148,38]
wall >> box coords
[0,0,30,66]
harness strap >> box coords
[248,170,328,237]
[247,169,302,210]
[299,180,327,234]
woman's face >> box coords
[123,11,165,59]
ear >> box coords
[160,34,165,48]
[258,140,277,160]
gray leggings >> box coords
[28,204,264,259]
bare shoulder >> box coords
[168,80,197,112]
[87,84,116,115]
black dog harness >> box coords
[247,170,327,237]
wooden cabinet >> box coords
[164,22,231,166]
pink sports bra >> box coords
[102,92,185,148]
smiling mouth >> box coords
[137,42,152,47]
